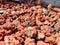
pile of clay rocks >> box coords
[0,2,60,45]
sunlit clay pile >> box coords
[0,2,60,45]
